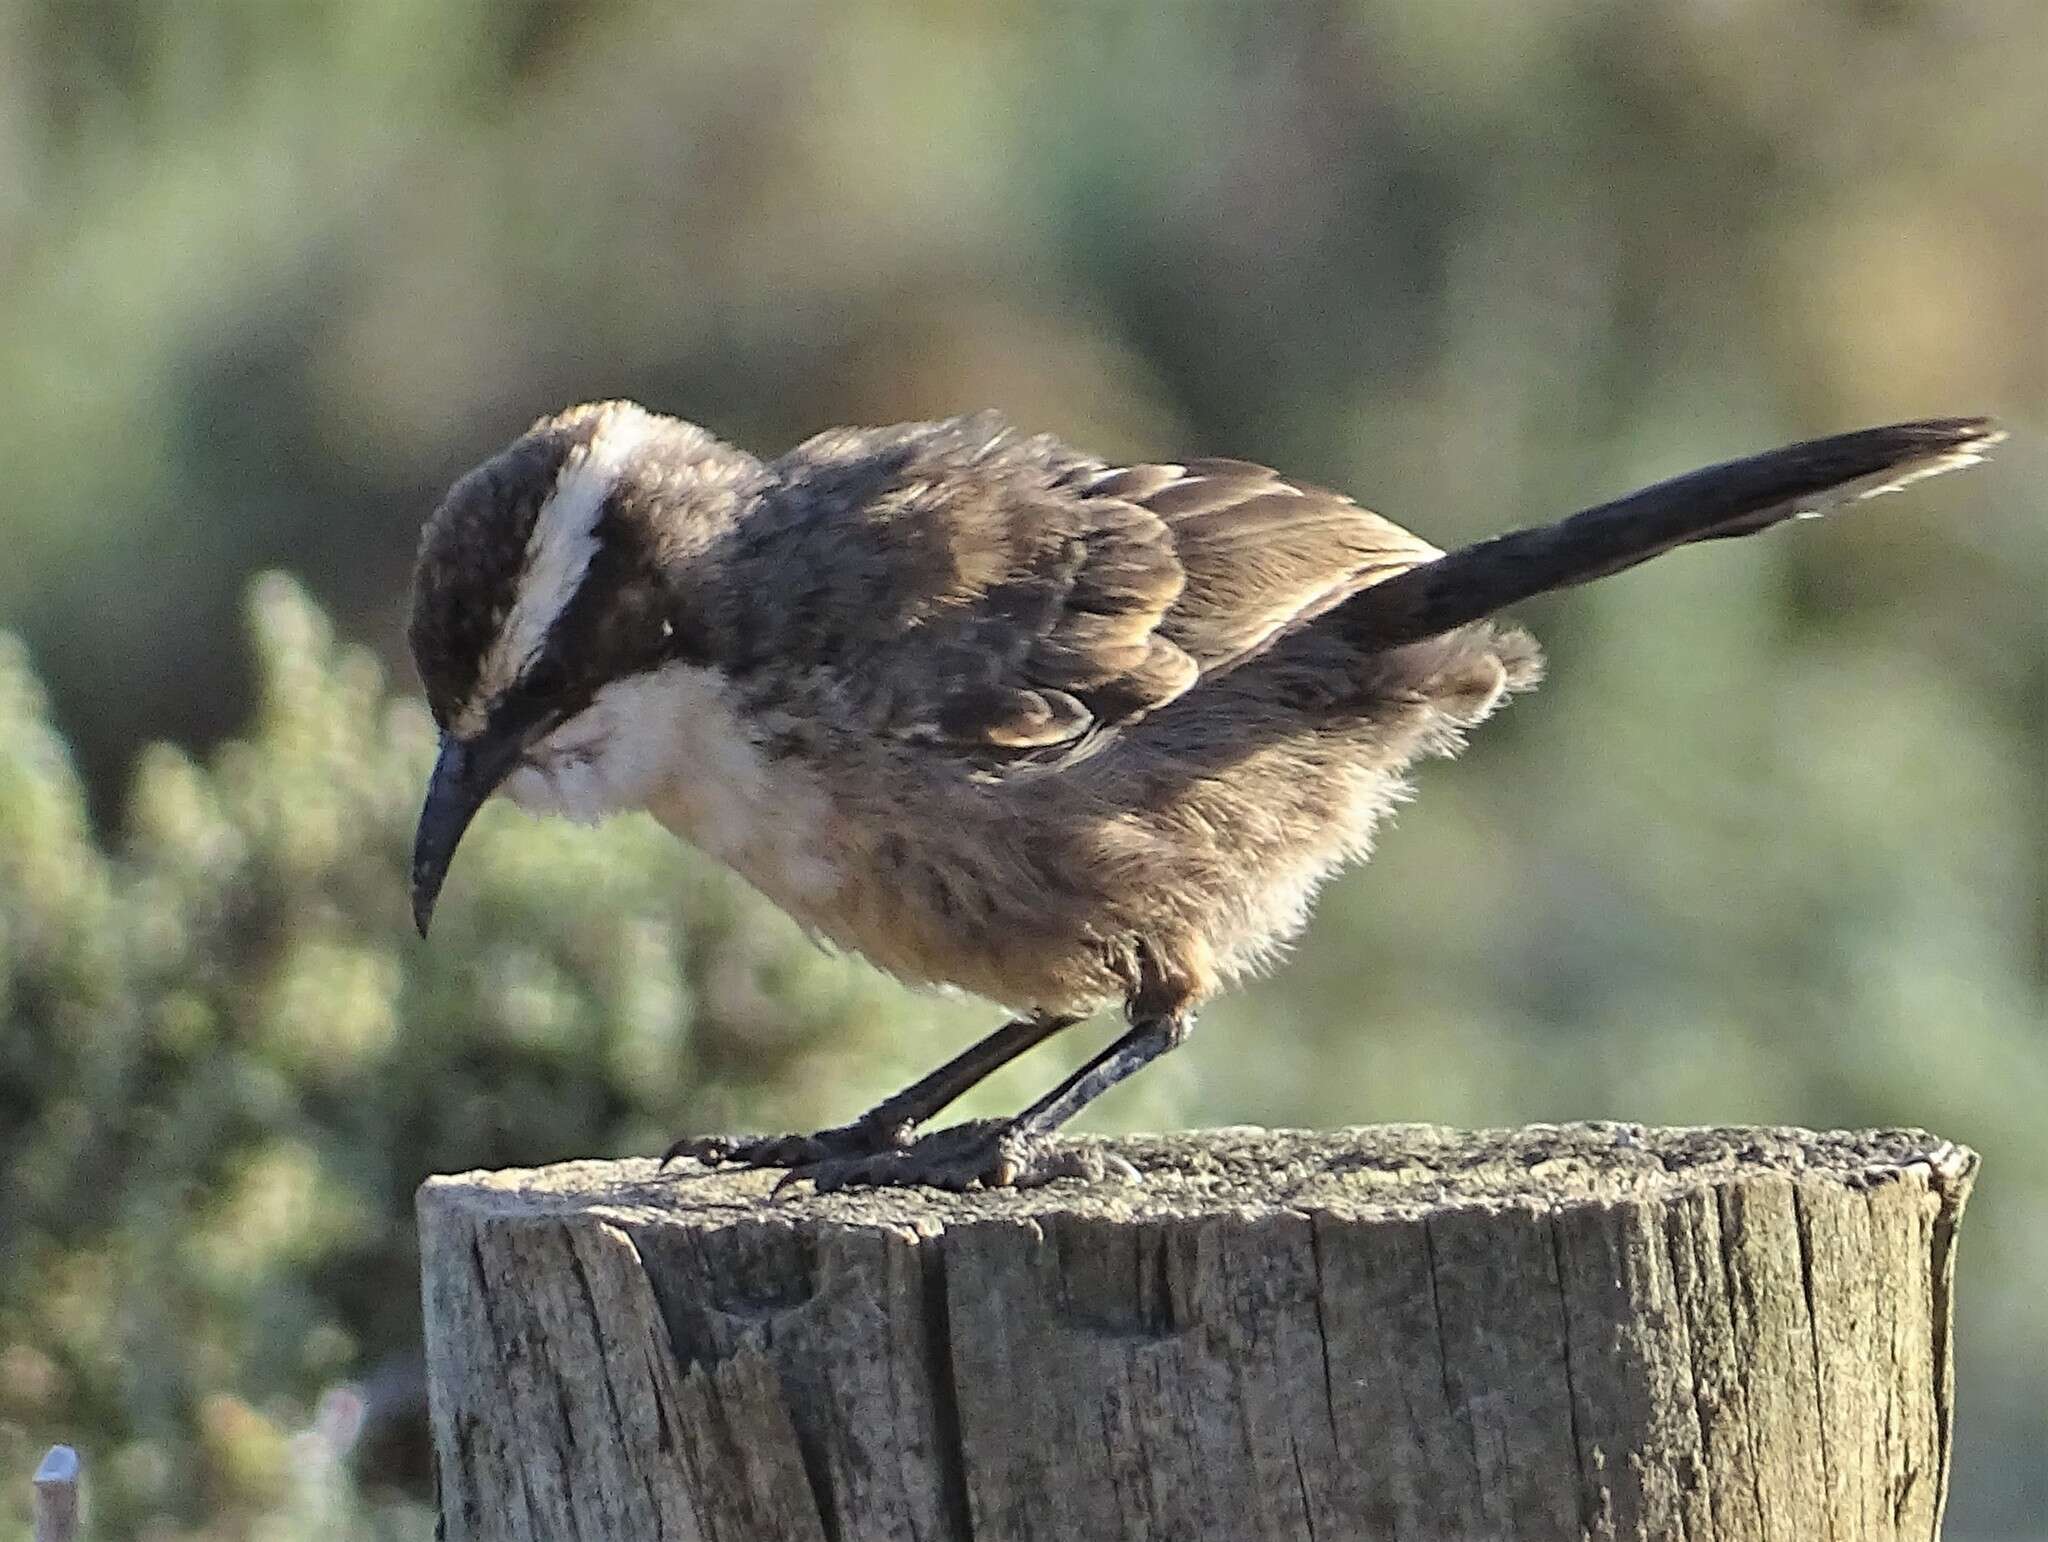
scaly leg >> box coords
[792,1005,1196,1193]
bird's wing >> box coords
[748,419,1441,770]
[1094,456,1443,674]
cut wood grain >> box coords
[419,1124,1975,1541]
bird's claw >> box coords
[662,1117,914,1173]
[770,1120,1139,1195]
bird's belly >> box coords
[643,717,1408,1016]
[647,773,1119,1012]
[823,859,1116,1012]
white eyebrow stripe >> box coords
[463,405,657,730]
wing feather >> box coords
[743,419,1440,771]
[1129,459,1441,673]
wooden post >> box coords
[419,1124,1975,1542]
[32,1446,80,1542]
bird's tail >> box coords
[1334,418,2004,653]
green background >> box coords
[1,2,2042,1536]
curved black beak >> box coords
[411,730,524,938]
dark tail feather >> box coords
[1337,418,2004,652]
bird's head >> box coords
[406,399,758,937]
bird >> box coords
[407,401,2001,1191]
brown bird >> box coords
[408,403,2001,1190]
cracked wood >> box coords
[418,1124,1975,1542]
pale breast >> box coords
[503,661,848,913]
[630,677,848,918]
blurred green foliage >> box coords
[0,0,2042,1537]
[2,579,986,1536]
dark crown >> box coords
[409,404,763,738]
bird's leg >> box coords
[793,1011,1194,1193]
[1004,1010,1193,1142]
[794,957,1200,1192]
[665,1010,1082,1171]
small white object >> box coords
[32,1448,78,1485]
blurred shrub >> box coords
[0,575,978,1539]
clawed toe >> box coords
[662,1131,821,1169]
[775,1121,1133,1194]
[662,1118,911,1173]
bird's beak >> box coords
[411,730,523,938]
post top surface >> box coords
[32,1445,79,1486]
[420,1123,1976,1234]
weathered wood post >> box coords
[419,1124,1974,1542]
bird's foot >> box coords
[663,1116,914,1172]
[775,1119,1139,1194]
